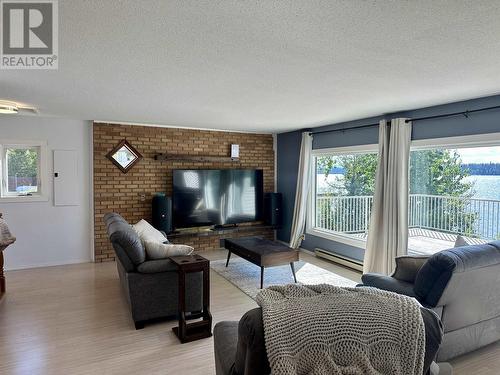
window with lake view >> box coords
[311,143,500,256]
[312,150,378,245]
[409,145,500,254]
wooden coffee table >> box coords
[224,237,299,289]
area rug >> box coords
[210,257,357,300]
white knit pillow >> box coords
[454,235,471,248]
[132,219,168,244]
[144,241,194,259]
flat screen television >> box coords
[173,169,264,229]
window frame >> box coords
[0,140,48,202]
[307,143,379,248]
[411,132,500,151]
[306,132,500,249]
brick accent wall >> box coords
[93,122,275,262]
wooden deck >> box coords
[352,228,487,256]
[408,235,455,255]
[408,228,487,256]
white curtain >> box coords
[289,132,313,249]
[363,118,412,274]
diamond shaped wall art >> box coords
[106,139,143,173]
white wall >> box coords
[0,116,92,270]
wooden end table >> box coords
[224,237,299,289]
[170,254,212,343]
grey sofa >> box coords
[214,306,444,375]
[362,241,500,361]
[103,213,203,329]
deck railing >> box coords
[315,194,500,240]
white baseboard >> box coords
[314,248,363,272]
[5,258,92,271]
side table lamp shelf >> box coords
[170,254,212,343]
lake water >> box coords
[464,175,500,200]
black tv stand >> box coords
[212,223,238,230]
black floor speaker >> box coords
[264,192,282,227]
[152,193,172,234]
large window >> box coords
[0,141,47,201]
[408,143,500,255]
[308,135,500,254]
[308,146,378,246]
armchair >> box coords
[361,241,500,361]
[214,306,444,375]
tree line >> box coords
[462,163,500,175]
[322,163,500,176]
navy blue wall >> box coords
[276,130,302,242]
[277,94,500,261]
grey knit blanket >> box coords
[256,284,425,375]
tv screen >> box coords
[173,169,264,229]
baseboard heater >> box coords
[314,248,363,272]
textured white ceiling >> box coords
[2,1,500,133]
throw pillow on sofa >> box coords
[133,219,169,244]
[144,240,194,259]
[454,235,471,247]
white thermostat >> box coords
[231,144,240,158]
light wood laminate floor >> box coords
[0,250,498,374]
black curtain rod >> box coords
[404,104,500,123]
[311,122,380,136]
[309,104,500,136]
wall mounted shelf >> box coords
[154,153,239,163]
[167,224,278,239]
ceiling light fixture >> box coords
[0,101,19,114]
